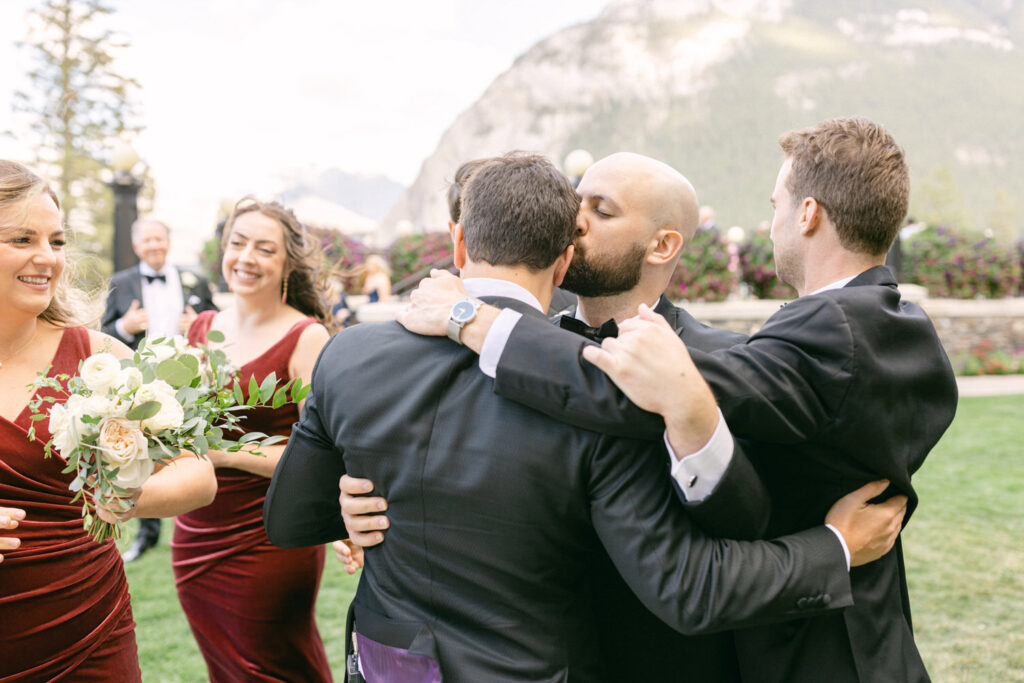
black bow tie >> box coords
[558,315,619,342]
[143,273,166,284]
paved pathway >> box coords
[956,375,1024,397]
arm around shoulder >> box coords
[493,313,664,438]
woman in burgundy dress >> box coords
[173,197,333,682]
[0,162,217,682]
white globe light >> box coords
[563,149,594,178]
[111,141,139,173]
[726,226,747,244]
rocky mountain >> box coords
[279,168,405,222]
[380,0,1024,240]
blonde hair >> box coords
[0,160,93,327]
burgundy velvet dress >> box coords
[0,327,141,683]
[173,312,331,682]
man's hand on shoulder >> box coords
[582,304,719,455]
[826,480,908,567]
[396,270,467,336]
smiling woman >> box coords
[0,159,217,682]
[171,196,333,683]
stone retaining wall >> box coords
[683,296,1024,361]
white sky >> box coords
[0,0,607,262]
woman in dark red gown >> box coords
[0,162,216,682]
[172,197,333,682]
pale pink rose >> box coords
[97,417,147,467]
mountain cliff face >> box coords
[380,0,1024,239]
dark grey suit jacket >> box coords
[492,267,958,682]
[101,265,217,349]
[264,296,852,682]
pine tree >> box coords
[14,0,143,278]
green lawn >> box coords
[123,395,1024,681]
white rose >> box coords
[48,402,69,439]
[82,394,114,420]
[116,367,143,393]
[150,342,176,362]
[140,390,185,434]
[63,394,98,437]
[170,335,190,354]
[133,380,175,407]
[80,353,120,394]
[51,427,78,458]
[110,453,154,489]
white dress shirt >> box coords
[117,264,185,342]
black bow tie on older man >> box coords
[557,315,619,342]
[143,273,167,284]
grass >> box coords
[122,395,1023,681]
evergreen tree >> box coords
[14,0,143,277]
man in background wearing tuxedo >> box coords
[102,218,217,562]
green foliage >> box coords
[119,395,1024,681]
[904,394,1024,680]
[665,228,738,303]
[903,226,1021,298]
[738,230,796,299]
[389,232,454,285]
[13,0,143,278]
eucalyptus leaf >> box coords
[260,435,287,447]
[258,373,277,404]
[177,386,199,405]
[206,329,225,343]
[157,358,195,388]
[238,432,263,444]
[126,400,161,420]
[232,381,245,407]
[192,434,209,455]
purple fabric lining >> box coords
[356,633,443,683]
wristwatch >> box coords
[447,298,484,344]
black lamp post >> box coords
[108,142,142,272]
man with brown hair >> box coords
[392,118,958,682]
[265,151,907,682]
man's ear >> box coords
[647,229,684,266]
[799,198,824,236]
[553,244,574,287]
[453,223,468,269]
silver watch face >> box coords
[451,299,478,323]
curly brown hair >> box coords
[221,197,330,325]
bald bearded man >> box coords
[338,153,850,681]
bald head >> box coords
[582,153,699,242]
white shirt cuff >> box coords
[115,317,135,342]
[668,408,734,502]
[479,308,522,378]
[825,524,852,571]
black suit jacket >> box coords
[492,267,958,682]
[265,296,852,683]
[101,265,217,349]
[577,296,750,682]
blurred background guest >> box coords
[101,218,218,563]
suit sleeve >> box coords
[589,436,852,635]
[494,313,664,438]
[263,339,348,547]
[678,437,769,540]
[692,295,854,445]
[189,273,219,313]
[101,273,134,344]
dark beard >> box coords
[562,241,646,297]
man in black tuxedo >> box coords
[395,119,957,682]
[341,151,752,681]
[102,218,217,561]
[264,153,905,682]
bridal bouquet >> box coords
[27,332,309,542]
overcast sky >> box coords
[0,0,607,261]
